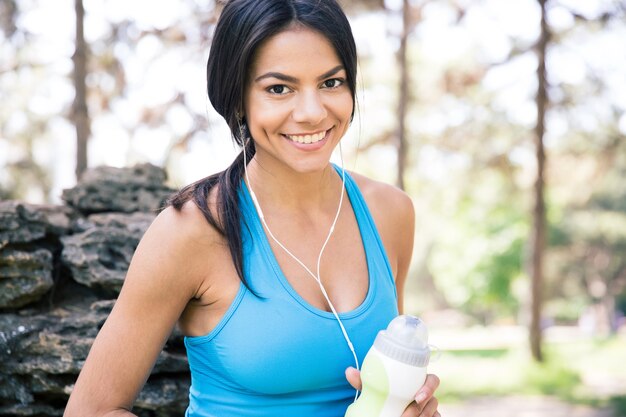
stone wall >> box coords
[0,164,190,417]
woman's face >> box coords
[244,25,353,175]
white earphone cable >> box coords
[241,134,360,398]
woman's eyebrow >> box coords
[254,72,298,83]
[254,65,345,83]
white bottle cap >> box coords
[373,315,430,367]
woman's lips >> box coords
[284,129,329,144]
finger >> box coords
[400,396,439,417]
[400,401,419,417]
[415,374,440,404]
[418,397,439,417]
[344,367,362,391]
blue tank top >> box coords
[184,168,399,417]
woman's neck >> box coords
[245,158,343,218]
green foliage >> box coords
[544,297,588,324]
[547,142,626,325]
[432,331,626,410]
[617,294,626,315]
[436,347,582,400]
[609,395,626,417]
[428,171,527,322]
[591,167,626,212]
[523,360,581,398]
[445,348,509,358]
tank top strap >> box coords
[332,164,395,290]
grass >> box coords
[609,396,626,417]
[427,327,626,413]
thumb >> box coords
[345,367,362,391]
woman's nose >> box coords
[292,90,327,125]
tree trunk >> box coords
[530,0,549,362]
[72,0,89,180]
[396,0,410,190]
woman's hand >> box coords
[345,367,441,417]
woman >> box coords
[64,0,441,416]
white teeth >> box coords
[287,130,326,144]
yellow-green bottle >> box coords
[345,315,430,417]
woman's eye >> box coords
[322,78,344,89]
[267,85,291,95]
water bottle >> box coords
[345,315,431,417]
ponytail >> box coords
[167,140,257,292]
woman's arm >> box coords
[386,189,415,314]
[64,205,213,417]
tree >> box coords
[395,0,411,190]
[529,0,549,362]
[0,0,53,201]
[72,0,89,180]
[542,0,626,335]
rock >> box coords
[29,371,77,396]
[152,350,190,374]
[0,164,191,417]
[0,249,54,309]
[61,212,155,293]
[0,202,46,245]
[0,374,33,405]
[0,302,110,376]
[0,201,75,309]
[0,300,189,416]
[61,164,176,214]
[32,204,76,237]
[0,202,74,246]
[0,298,186,376]
[74,211,155,235]
[0,404,63,417]
[134,376,190,416]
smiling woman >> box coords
[62,1,440,417]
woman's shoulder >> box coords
[156,203,212,238]
[153,190,224,249]
[131,190,226,295]
[348,171,414,220]
[142,185,224,260]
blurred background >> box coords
[1,0,625,415]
